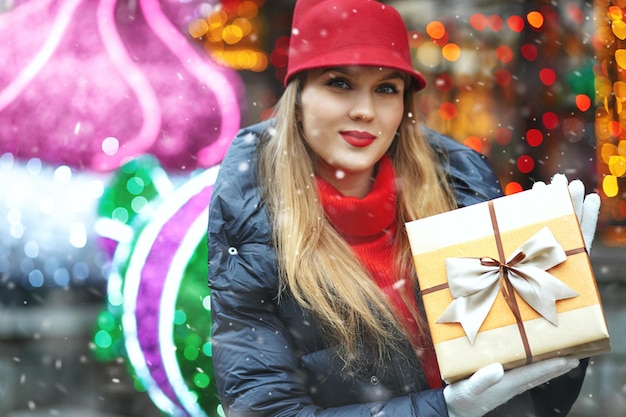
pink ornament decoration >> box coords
[0,0,242,172]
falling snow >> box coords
[0,1,624,417]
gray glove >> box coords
[443,357,580,417]
[532,173,600,251]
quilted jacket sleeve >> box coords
[207,125,449,417]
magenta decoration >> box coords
[0,0,243,172]
[122,167,217,416]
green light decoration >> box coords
[90,155,223,416]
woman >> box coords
[208,1,595,416]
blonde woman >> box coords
[208,1,596,416]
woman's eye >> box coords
[327,78,350,89]
[377,84,400,94]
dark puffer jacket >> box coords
[208,120,587,417]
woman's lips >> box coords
[340,130,376,147]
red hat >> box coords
[284,0,426,90]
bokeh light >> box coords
[608,6,623,22]
[463,136,483,152]
[505,182,524,195]
[439,102,458,120]
[609,120,622,137]
[487,15,503,32]
[416,42,442,68]
[603,175,619,197]
[495,127,512,146]
[527,11,544,29]
[426,21,446,40]
[609,155,626,176]
[526,129,544,147]
[494,69,512,86]
[595,0,626,221]
[507,15,525,32]
[576,94,592,112]
[539,68,557,86]
[191,0,268,72]
[442,43,461,62]
[517,155,535,173]
[469,13,488,31]
[496,45,514,63]
[435,74,454,92]
[542,112,559,130]
[521,43,539,61]
[189,19,209,38]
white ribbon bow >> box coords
[437,227,579,344]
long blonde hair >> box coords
[257,76,457,366]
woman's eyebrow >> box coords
[321,67,351,76]
[381,71,406,82]
[322,68,405,82]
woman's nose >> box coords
[348,95,375,121]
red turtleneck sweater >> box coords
[316,155,442,390]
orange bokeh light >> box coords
[439,102,458,120]
[575,94,592,112]
[505,182,524,195]
[426,21,446,40]
[527,11,544,29]
[442,43,461,62]
[608,6,623,22]
[464,136,483,152]
[601,143,619,164]
[609,120,623,137]
[189,19,209,38]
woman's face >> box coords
[300,66,406,197]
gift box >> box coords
[405,182,611,383]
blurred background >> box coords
[0,0,624,416]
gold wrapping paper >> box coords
[405,182,611,383]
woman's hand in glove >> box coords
[532,173,600,251]
[443,357,580,417]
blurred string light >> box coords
[188,0,268,72]
[399,1,625,245]
[0,153,108,291]
[91,156,222,417]
[595,0,626,244]
[385,3,596,200]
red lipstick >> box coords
[340,130,376,147]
